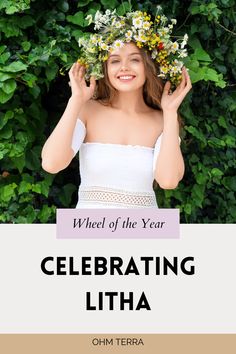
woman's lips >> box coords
[117,75,136,82]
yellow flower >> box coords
[102,54,108,61]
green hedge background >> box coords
[0,0,235,223]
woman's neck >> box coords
[111,89,148,114]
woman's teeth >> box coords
[118,76,135,80]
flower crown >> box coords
[78,7,188,87]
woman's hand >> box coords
[161,67,192,113]
[68,62,96,103]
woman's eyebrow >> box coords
[109,52,142,58]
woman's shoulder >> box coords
[79,99,107,124]
[144,106,164,131]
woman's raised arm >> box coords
[41,63,96,174]
[154,67,192,189]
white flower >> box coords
[143,21,151,30]
[184,34,188,41]
[85,14,93,25]
[113,40,124,49]
[171,19,177,25]
[169,61,182,76]
[125,30,133,41]
[133,17,143,29]
[156,5,162,12]
[114,21,123,28]
[178,49,188,58]
[160,15,168,24]
[170,66,180,76]
[151,49,157,59]
[171,41,179,52]
[134,30,147,43]
[100,42,108,51]
[172,59,183,69]
[160,27,169,36]
[94,11,102,22]
[78,37,86,47]
[181,34,188,48]
[90,35,98,45]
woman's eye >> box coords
[131,58,140,62]
[110,60,120,64]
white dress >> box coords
[71,118,175,209]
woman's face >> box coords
[107,42,146,92]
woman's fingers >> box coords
[78,65,85,81]
[163,81,171,95]
[89,76,96,92]
[178,68,186,90]
[176,77,192,102]
[176,68,192,95]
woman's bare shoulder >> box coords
[79,99,106,124]
[146,107,164,130]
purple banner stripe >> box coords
[56,208,179,239]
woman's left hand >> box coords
[160,67,192,112]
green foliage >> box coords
[0,0,235,223]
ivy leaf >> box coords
[0,89,14,103]
[5,6,18,15]
[45,63,59,81]
[29,85,41,98]
[0,183,17,202]
[21,72,37,87]
[211,168,224,177]
[67,12,84,26]
[12,155,26,174]
[116,1,132,15]
[22,41,31,52]
[71,29,83,41]
[101,0,118,8]
[38,205,56,223]
[1,61,27,73]
[18,180,32,195]
[58,1,70,12]
[2,79,17,94]
[77,0,92,7]
[0,72,13,82]
[218,116,227,129]
[194,48,211,62]
[0,45,7,54]
[32,184,41,194]
[18,16,35,29]
[0,125,12,139]
[0,110,14,129]
[25,149,40,170]
[184,203,192,215]
[58,183,77,206]
[0,51,11,64]
[188,68,205,83]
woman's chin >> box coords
[113,84,143,93]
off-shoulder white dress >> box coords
[71,118,178,209]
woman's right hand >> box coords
[68,62,96,103]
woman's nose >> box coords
[120,62,129,71]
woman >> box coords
[41,10,192,208]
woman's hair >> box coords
[93,45,164,110]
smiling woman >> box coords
[41,9,191,209]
